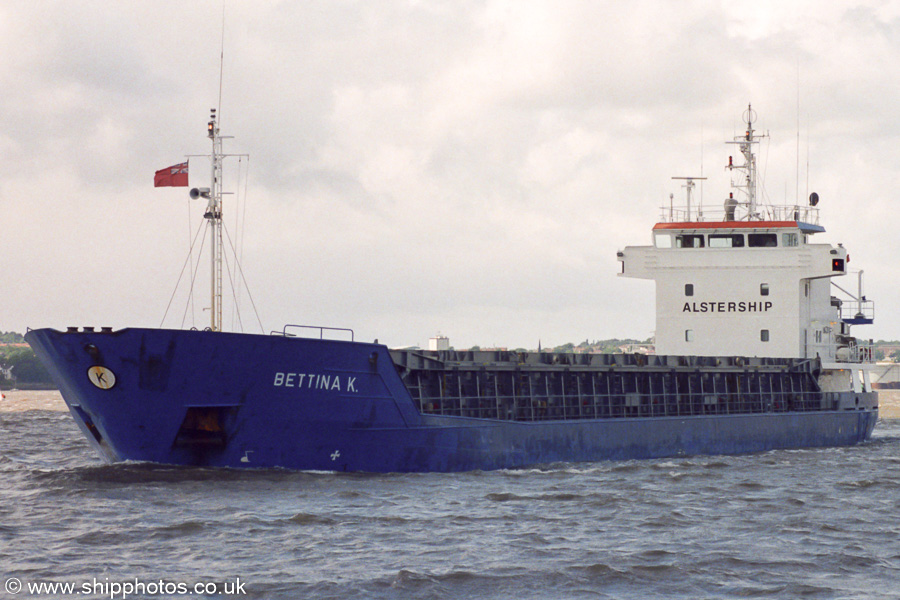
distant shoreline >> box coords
[1,390,68,412]
[0,384,56,391]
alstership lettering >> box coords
[273,372,358,393]
[682,301,772,313]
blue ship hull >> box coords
[25,327,878,472]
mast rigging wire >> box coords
[159,216,207,328]
[223,223,265,334]
[181,223,209,330]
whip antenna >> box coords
[217,2,226,120]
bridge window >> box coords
[654,233,672,248]
[748,233,777,247]
[676,234,705,248]
[709,234,745,248]
[782,233,799,247]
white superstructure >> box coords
[618,106,874,391]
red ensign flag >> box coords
[154,162,189,187]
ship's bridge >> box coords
[649,205,874,329]
[619,105,874,399]
[652,218,821,249]
[619,202,874,364]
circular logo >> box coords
[5,577,22,594]
[87,366,117,390]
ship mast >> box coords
[726,104,764,220]
[186,108,249,332]
[205,108,223,331]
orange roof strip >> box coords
[653,221,797,230]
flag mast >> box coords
[205,108,223,332]
[169,109,248,332]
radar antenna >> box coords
[671,176,707,221]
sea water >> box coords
[2,392,900,600]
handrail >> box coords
[659,204,820,225]
[840,300,875,322]
[273,324,355,342]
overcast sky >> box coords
[2,1,899,349]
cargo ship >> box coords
[26,106,878,472]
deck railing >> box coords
[273,324,355,341]
[839,301,875,325]
[659,204,820,225]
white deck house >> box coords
[617,106,874,392]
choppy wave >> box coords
[2,410,900,599]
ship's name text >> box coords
[273,372,358,393]
[682,301,773,313]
